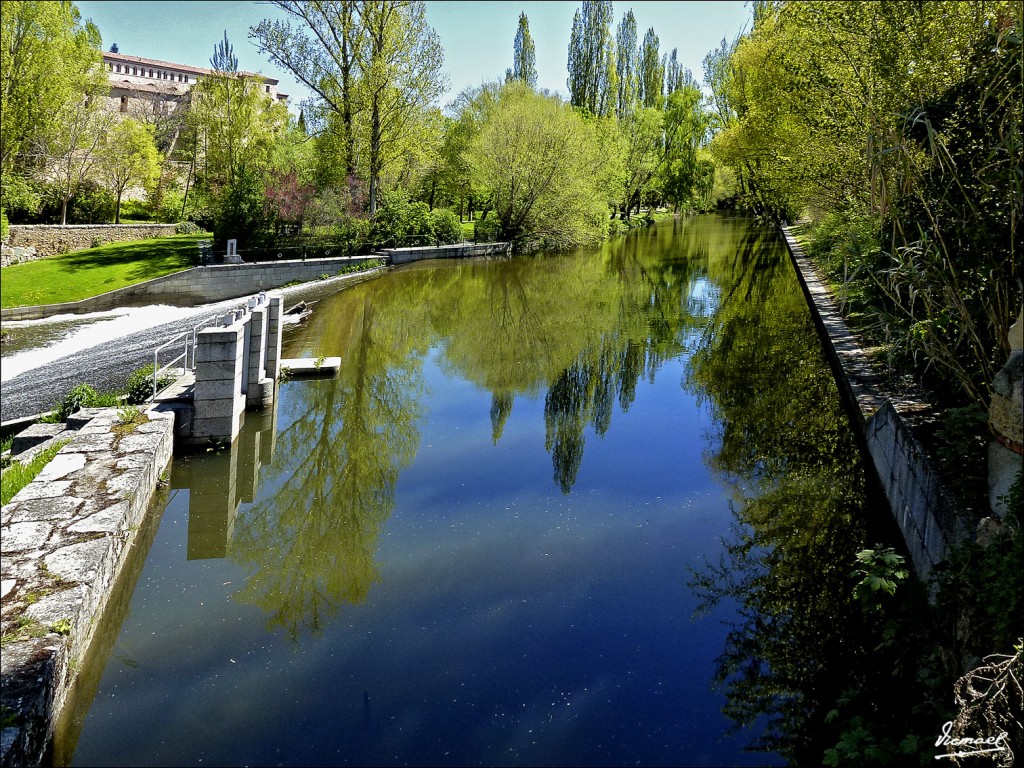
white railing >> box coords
[148,294,270,401]
[152,332,190,401]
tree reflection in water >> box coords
[686,226,930,764]
[228,295,424,641]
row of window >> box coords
[108,62,190,83]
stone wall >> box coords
[0,407,175,768]
[4,224,179,261]
[781,227,966,578]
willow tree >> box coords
[467,82,611,249]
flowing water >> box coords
[54,214,904,766]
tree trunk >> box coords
[115,190,123,224]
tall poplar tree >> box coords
[615,10,639,119]
[567,0,615,116]
[511,12,537,88]
[638,27,663,109]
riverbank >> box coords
[780,226,966,578]
[1,406,175,768]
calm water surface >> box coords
[60,215,895,766]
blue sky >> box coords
[76,1,751,112]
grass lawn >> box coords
[1,232,210,308]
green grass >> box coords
[0,233,210,308]
[1,439,70,505]
[460,221,475,240]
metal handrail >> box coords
[153,332,190,401]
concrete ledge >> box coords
[280,357,341,377]
[382,242,511,264]
[0,408,175,768]
[781,226,966,578]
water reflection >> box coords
[684,225,918,763]
[64,214,911,767]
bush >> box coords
[119,199,152,222]
[370,190,433,247]
[608,217,629,237]
[474,213,500,242]
[429,208,463,245]
[48,383,118,421]
[175,221,203,235]
[1,208,8,241]
[124,364,175,404]
[68,182,116,224]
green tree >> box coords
[466,82,610,249]
[614,10,639,119]
[638,27,663,109]
[96,117,161,223]
[188,31,289,246]
[45,87,110,225]
[251,1,362,180]
[1,1,106,215]
[509,11,537,88]
[567,0,616,117]
[349,0,445,215]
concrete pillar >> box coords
[192,320,246,442]
[245,306,269,408]
[265,293,283,381]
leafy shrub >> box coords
[68,182,116,224]
[370,190,433,247]
[1,208,8,241]
[608,217,629,237]
[124,364,175,404]
[119,199,152,222]
[474,213,500,242]
[175,221,203,235]
[429,208,463,245]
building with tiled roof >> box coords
[100,51,288,156]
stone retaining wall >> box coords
[0,407,175,768]
[1,256,385,321]
[781,226,966,578]
[4,224,179,262]
[383,242,511,264]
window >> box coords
[116,65,121,73]
[149,69,153,77]
[184,75,189,83]
[266,85,271,93]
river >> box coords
[52,214,912,766]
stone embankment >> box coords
[1,243,512,322]
[781,227,967,578]
[0,406,175,768]
[3,224,179,263]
